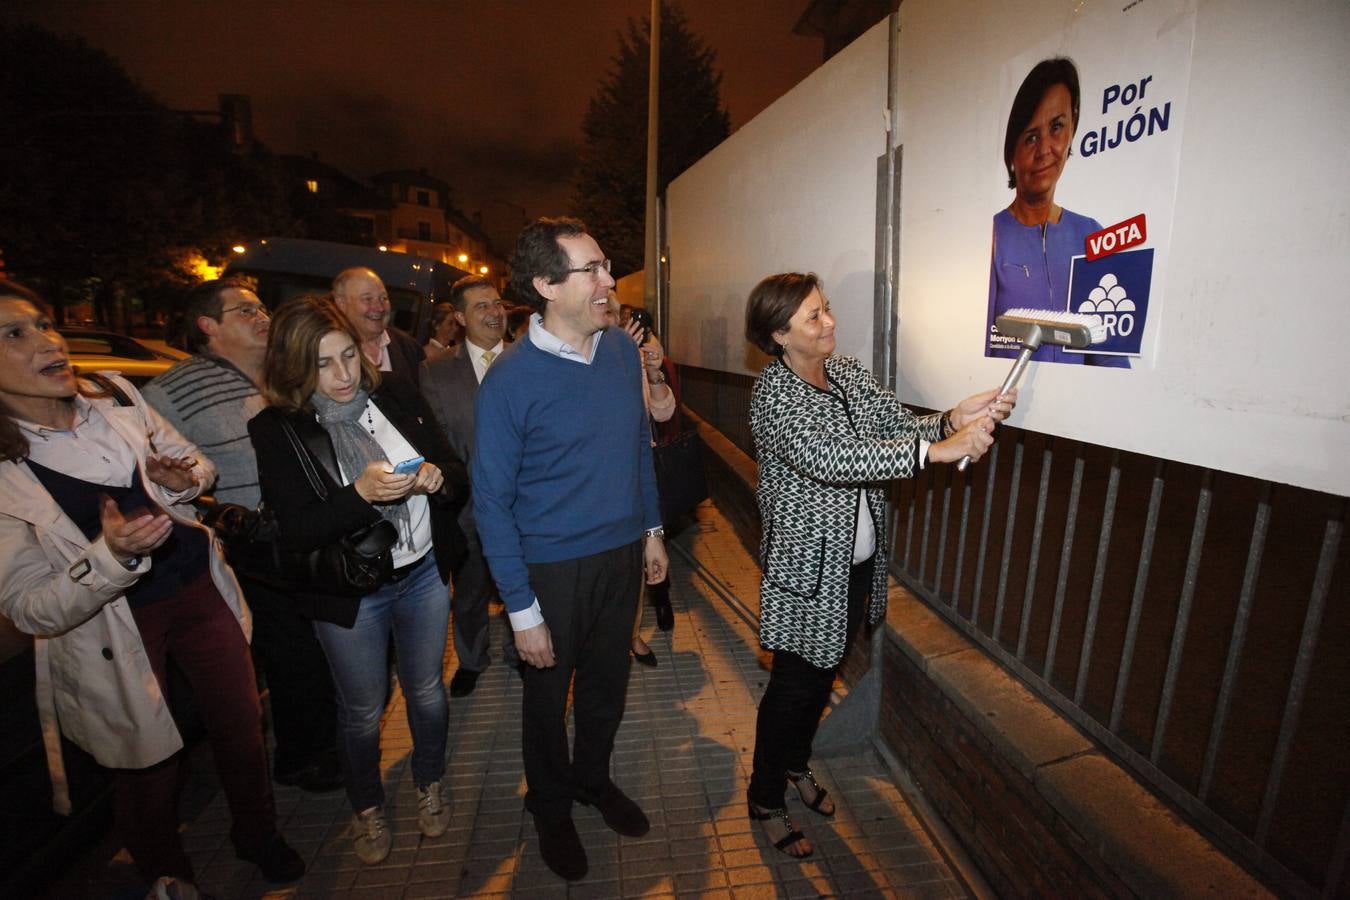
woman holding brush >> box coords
[743,272,1014,859]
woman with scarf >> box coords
[249,295,468,866]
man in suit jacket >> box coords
[419,275,517,697]
[333,267,424,387]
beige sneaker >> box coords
[352,806,391,865]
[417,781,450,838]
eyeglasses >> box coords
[556,258,612,281]
[220,303,269,320]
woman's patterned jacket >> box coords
[749,355,944,668]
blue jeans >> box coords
[313,552,450,812]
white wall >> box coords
[894,0,1350,495]
[666,20,890,375]
[667,0,1349,496]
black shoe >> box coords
[232,830,305,883]
[274,751,343,794]
[654,600,674,632]
[532,813,587,881]
[578,782,650,837]
[449,667,480,698]
[631,646,658,668]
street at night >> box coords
[1,1,1345,898]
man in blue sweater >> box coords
[473,217,668,881]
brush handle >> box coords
[957,345,1035,471]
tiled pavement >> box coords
[67,500,971,899]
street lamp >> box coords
[232,245,247,254]
[479,265,489,275]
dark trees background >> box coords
[0,25,296,329]
[572,2,730,277]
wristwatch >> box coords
[647,369,666,385]
[644,527,665,539]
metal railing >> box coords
[890,429,1346,899]
[681,364,1348,898]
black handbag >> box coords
[652,428,709,524]
[270,416,398,598]
[203,418,398,597]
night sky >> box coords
[6,1,821,225]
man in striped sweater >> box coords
[143,278,341,793]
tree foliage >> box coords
[0,24,297,327]
[572,2,730,276]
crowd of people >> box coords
[0,214,1013,892]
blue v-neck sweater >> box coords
[471,331,661,614]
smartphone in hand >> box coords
[392,456,425,475]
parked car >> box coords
[59,329,179,385]
[225,237,471,341]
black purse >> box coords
[270,417,399,598]
[203,418,398,598]
[652,427,709,524]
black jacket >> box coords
[385,326,425,388]
[248,378,468,626]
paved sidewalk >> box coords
[72,500,970,899]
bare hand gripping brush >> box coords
[957,308,1108,471]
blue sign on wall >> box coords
[1065,247,1154,357]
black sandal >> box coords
[747,801,812,858]
[786,768,834,818]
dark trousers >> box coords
[239,575,338,775]
[522,542,641,818]
[114,571,276,883]
[451,529,518,671]
[747,557,873,810]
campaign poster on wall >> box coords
[984,2,1194,369]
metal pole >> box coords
[643,0,660,311]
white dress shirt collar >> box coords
[528,313,603,364]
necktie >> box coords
[482,350,496,368]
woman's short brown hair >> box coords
[262,294,381,411]
[744,272,821,357]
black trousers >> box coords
[239,575,339,775]
[451,528,518,671]
[747,557,873,810]
[522,541,641,818]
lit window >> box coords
[305,179,318,194]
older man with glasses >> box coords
[472,217,668,881]
[143,279,342,794]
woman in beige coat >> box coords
[0,279,301,890]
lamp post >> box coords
[643,0,660,323]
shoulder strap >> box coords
[277,416,329,502]
[83,372,134,407]
[296,421,345,486]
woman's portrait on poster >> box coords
[986,56,1128,368]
